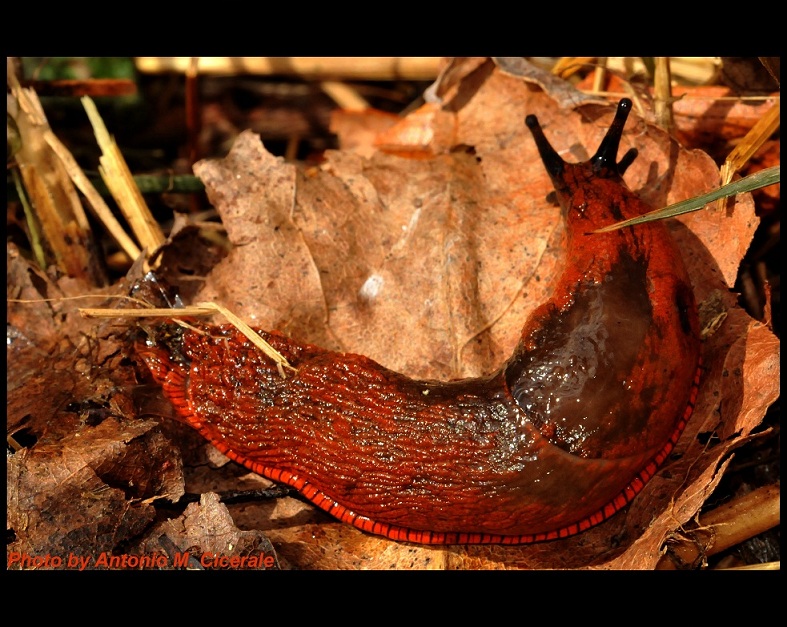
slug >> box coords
[135,99,701,544]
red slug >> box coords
[136,99,702,544]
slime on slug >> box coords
[135,99,701,544]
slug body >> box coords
[136,99,701,544]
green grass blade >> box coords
[594,165,780,233]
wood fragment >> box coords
[719,101,780,185]
[8,65,103,283]
[19,78,137,97]
[82,96,165,262]
[653,57,674,131]
[657,484,780,569]
[320,80,370,111]
[79,302,297,378]
[135,57,443,80]
[44,130,142,262]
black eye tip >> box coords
[525,114,538,129]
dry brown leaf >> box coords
[138,493,280,570]
[492,57,609,109]
[6,247,190,569]
[7,417,183,566]
[330,108,401,158]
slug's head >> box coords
[525,98,639,200]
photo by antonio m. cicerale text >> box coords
[7,550,277,570]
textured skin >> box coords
[136,100,701,544]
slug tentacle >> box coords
[616,147,639,176]
[525,114,565,181]
[589,97,632,176]
[136,99,701,545]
